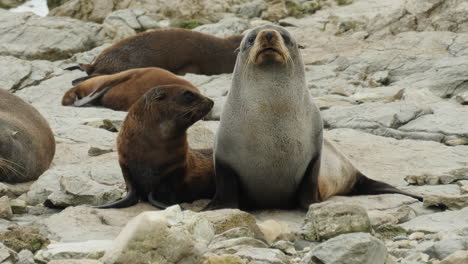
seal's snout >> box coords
[250,29,290,66]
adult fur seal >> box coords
[66,28,243,85]
[62,68,198,111]
[96,84,215,209]
[0,89,55,183]
[208,25,421,210]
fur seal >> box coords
[96,84,215,209]
[0,89,55,183]
[66,28,243,86]
[207,25,421,210]
[62,68,198,111]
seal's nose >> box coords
[265,32,273,41]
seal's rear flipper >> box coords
[74,84,114,107]
[350,173,423,202]
[94,189,139,209]
[73,74,134,107]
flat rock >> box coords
[425,236,468,260]
[39,204,155,242]
[34,240,112,262]
[233,247,288,264]
[0,9,105,60]
[103,9,160,42]
[400,207,468,234]
[194,16,250,38]
[424,195,468,210]
[440,250,468,264]
[0,56,55,90]
[301,233,387,264]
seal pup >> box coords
[0,89,55,183]
[208,25,422,210]
[66,28,243,85]
[62,68,198,111]
[96,84,215,209]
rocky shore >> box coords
[0,0,467,263]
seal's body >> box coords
[208,25,422,210]
[0,89,55,183]
[96,84,215,209]
[67,29,243,85]
[210,25,323,209]
[62,68,197,111]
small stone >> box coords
[455,92,468,105]
[234,247,288,264]
[302,202,371,241]
[257,219,293,245]
[440,250,468,264]
[16,249,34,264]
[271,240,296,255]
[409,232,425,240]
[203,255,246,264]
[9,199,27,214]
[0,196,13,220]
[424,194,468,210]
[201,209,263,239]
[88,147,113,157]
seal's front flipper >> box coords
[73,74,133,107]
[74,85,114,106]
[297,154,322,210]
[203,158,239,210]
[148,192,171,209]
[350,173,423,201]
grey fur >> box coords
[215,25,323,208]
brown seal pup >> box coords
[0,89,55,183]
[96,84,215,209]
[207,25,421,210]
[66,28,243,85]
[62,68,198,111]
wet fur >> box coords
[62,68,198,111]
[95,84,215,209]
[67,29,243,85]
[0,90,55,183]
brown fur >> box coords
[62,68,198,111]
[249,29,291,65]
[96,84,215,209]
[70,28,243,84]
[0,89,55,183]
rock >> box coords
[210,227,255,244]
[209,237,268,252]
[302,202,371,241]
[88,147,113,157]
[261,0,288,22]
[101,206,214,264]
[301,233,387,264]
[0,9,105,61]
[440,250,468,264]
[257,219,293,245]
[49,0,249,24]
[183,73,231,99]
[193,16,249,38]
[40,204,154,242]
[271,240,296,255]
[424,195,468,210]
[0,0,26,8]
[103,9,160,42]
[232,0,264,18]
[9,199,27,214]
[187,121,217,150]
[400,207,468,234]
[405,167,468,186]
[0,196,13,220]
[200,209,263,239]
[0,182,32,199]
[455,92,468,105]
[0,243,16,263]
[16,249,34,264]
[204,255,246,264]
[81,118,122,132]
[425,236,468,260]
[34,240,112,262]
[326,129,468,187]
[0,56,55,90]
[0,226,49,253]
[48,260,103,264]
[234,247,288,264]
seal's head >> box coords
[132,84,213,138]
[240,25,300,67]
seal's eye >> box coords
[247,35,256,46]
[282,34,291,45]
[182,91,196,102]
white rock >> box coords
[34,240,112,262]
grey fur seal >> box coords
[207,25,422,210]
[0,89,55,183]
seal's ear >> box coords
[298,44,306,49]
